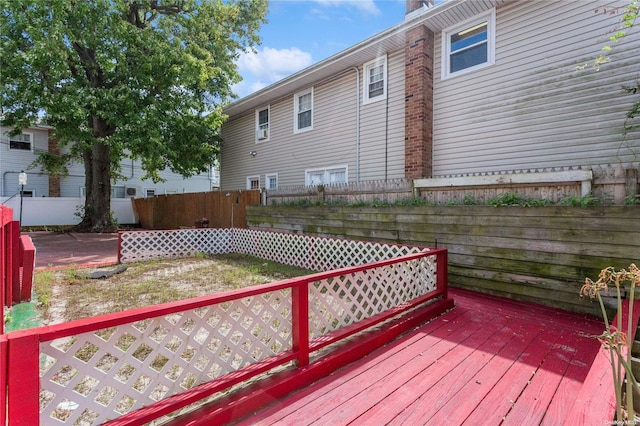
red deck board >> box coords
[358,314,516,425]
[541,331,600,425]
[261,307,499,425]
[239,306,470,425]
[311,311,509,425]
[422,317,546,425]
[203,289,607,426]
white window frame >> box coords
[255,105,270,142]
[265,173,278,190]
[441,8,496,80]
[145,189,156,197]
[363,56,387,104]
[305,165,348,186]
[247,175,260,190]
[8,132,34,152]
[112,185,126,199]
[293,88,313,133]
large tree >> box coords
[1,0,267,231]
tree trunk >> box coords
[75,116,116,232]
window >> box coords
[265,173,278,190]
[256,106,270,141]
[363,56,387,104]
[145,189,156,197]
[442,9,495,79]
[305,165,348,186]
[112,186,126,198]
[9,133,32,151]
[247,176,260,190]
[294,88,313,133]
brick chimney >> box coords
[406,0,433,15]
[404,23,435,179]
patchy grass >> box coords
[34,253,314,325]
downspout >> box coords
[385,82,390,181]
[352,66,361,183]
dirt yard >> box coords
[34,253,314,325]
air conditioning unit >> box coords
[257,128,269,140]
[125,186,141,197]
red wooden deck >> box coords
[226,288,605,426]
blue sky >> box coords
[233,0,407,98]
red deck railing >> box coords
[0,205,36,329]
[3,229,451,425]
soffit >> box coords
[223,0,508,118]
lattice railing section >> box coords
[308,255,437,338]
[4,229,447,425]
[119,229,232,263]
[233,229,425,271]
[37,290,292,425]
[120,228,427,271]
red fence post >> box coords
[117,231,123,263]
[6,220,20,307]
[0,335,7,425]
[292,280,310,367]
[436,249,448,298]
[19,236,35,302]
[7,332,40,425]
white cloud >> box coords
[234,46,314,97]
[237,46,313,82]
[313,0,381,16]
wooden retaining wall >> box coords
[246,205,640,316]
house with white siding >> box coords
[0,125,219,200]
[220,0,640,194]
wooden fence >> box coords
[246,204,640,317]
[132,190,261,230]
[264,164,639,206]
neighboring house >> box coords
[220,0,640,191]
[0,125,220,199]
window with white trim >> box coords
[256,106,270,141]
[145,189,156,197]
[305,165,348,186]
[294,88,313,133]
[247,176,260,190]
[363,56,387,104]
[265,173,278,190]
[9,133,32,151]
[112,186,126,198]
[442,9,495,79]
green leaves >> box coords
[1,0,267,176]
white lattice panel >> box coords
[232,229,428,271]
[119,229,232,263]
[308,255,437,338]
[39,290,292,425]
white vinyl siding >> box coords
[0,127,48,197]
[220,50,406,190]
[432,0,640,176]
